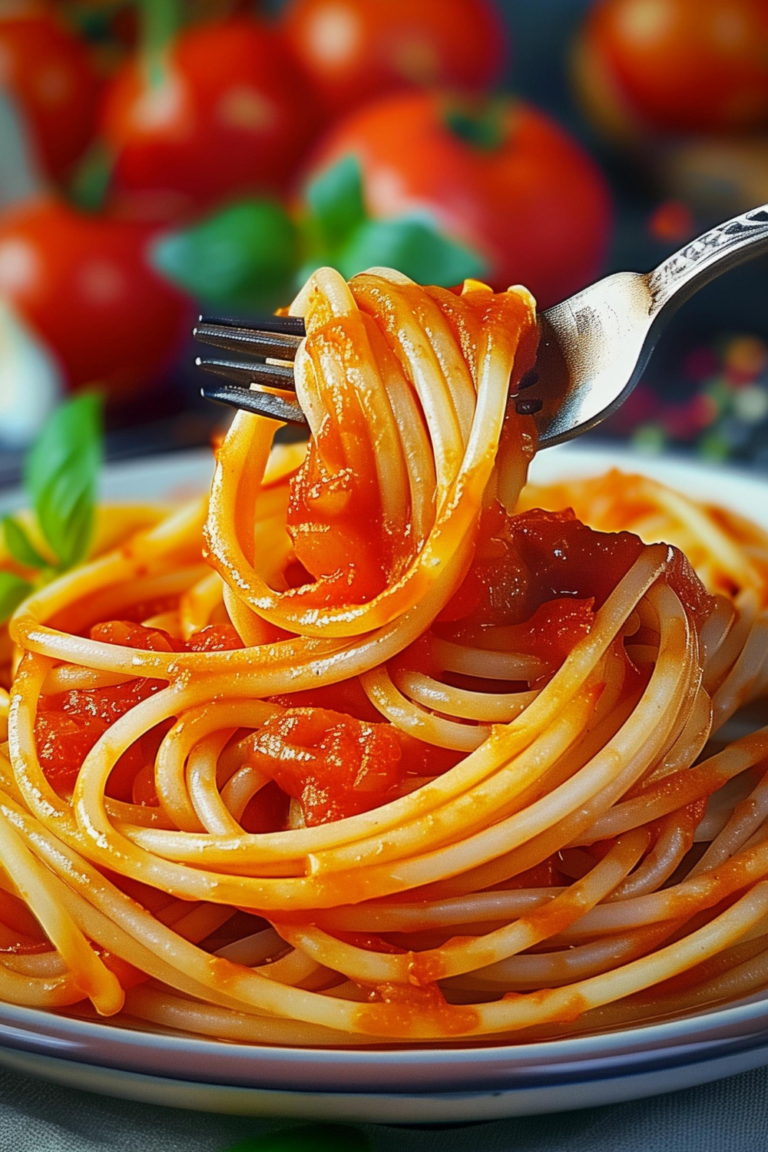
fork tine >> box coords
[198,313,306,337]
[196,356,297,391]
[194,322,302,362]
[201,382,308,426]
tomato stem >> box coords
[138,0,180,87]
[443,98,508,152]
[67,0,132,42]
[69,141,115,214]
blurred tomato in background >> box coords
[0,0,766,473]
[0,198,190,396]
[281,0,506,116]
[574,0,768,138]
[101,14,319,220]
[307,90,612,307]
[0,2,101,180]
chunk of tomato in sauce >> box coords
[35,709,147,795]
[397,732,464,778]
[508,598,594,671]
[268,677,382,724]
[186,623,244,651]
[450,597,595,679]
[35,712,105,789]
[284,361,398,608]
[239,780,291,834]
[36,619,248,795]
[510,507,712,623]
[36,621,169,791]
[439,505,712,634]
[245,707,406,826]
[90,620,177,652]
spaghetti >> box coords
[1,267,768,1045]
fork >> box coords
[194,203,768,448]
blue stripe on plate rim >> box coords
[0,992,767,1094]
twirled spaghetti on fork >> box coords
[1,267,768,1045]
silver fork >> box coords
[195,203,768,448]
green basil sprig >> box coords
[0,394,103,624]
[152,155,485,311]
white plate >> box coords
[2,443,768,1121]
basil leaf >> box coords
[52,483,93,571]
[223,1125,370,1152]
[332,214,487,288]
[2,516,47,570]
[152,200,299,309]
[0,572,32,624]
[24,393,103,570]
[305,155,367,251]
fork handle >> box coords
[648,203,768,316]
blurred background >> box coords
[0,0,767,483]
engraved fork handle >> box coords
[648,204,768,317]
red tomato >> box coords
[308,91,612,308]
[100,17,319,220]
[0,198,191,397]
[574,0,768,137]
[0,7,101,179]
[281,0,506,116]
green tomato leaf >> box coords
[330,214,487,288]
[24,393,103,570]
[305,155,367,251]
[0,572,32,624]
[222,1125,370,1152]
[152,200,300,310]
[2,517,47,570]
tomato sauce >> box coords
[0,888,48,948]
[285,322,393,609]
[268,678,382,724]
[239,781,291,835]
[186,623,244,652]
[33,504,713,831]
[442,505,711,629]
[333,931,407,955]
[434,506,713,684]
[36,620,243,793]
[356,980,479,1038]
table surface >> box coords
[1,1062,766,1152]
